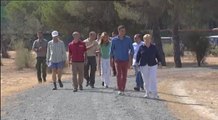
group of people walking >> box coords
[32,25,161,98]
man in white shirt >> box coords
[132,34,144,91]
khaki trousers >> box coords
[72,62,84,89]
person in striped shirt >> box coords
[47,30,67,90]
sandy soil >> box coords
[159,56,218,120]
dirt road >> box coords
[1,74,175,120]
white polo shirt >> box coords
[132,41,144,65]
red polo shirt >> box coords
[68,40,87,62]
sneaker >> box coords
[86,82,90,87]
[52,87,57,90]
[134,87,140,91]
[118,91,122,95]
[73,89,78,92]
[91,85,95,88]
[105,85,109,88]
[79,85,83,90]
[143,94,150,98]
[118,91,124,95]
[102,82,104,86]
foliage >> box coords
[163,44,173,56]
[209,46,218,56]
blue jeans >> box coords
[133,65,144,88]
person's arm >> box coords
[129,39,134,59]
[136,46,141,66]
[110,40,115,67]
[62,42,67,62]
[46,42,50,65]
[68,44,72,65]
[32,41,38,52]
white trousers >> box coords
[140,65,158,97]
[101,58,111,86]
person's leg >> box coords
[57,62,64,88]
[121,61,128,92]
[72,62,78,91]
[52,67,57,90]
[133,65,140,91]
[90,57,97,88]
[140,65,149,97]
[42,57,47,82]
[115,61,122,92]
[36,57,42,83]
[138,72,144,90]
[104,59,111,87]
[149,65,158,98]
[78,62,84,90]
[101,58,104,86]
[84,58,90,86]
[113,62,116,76]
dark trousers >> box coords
[36,57,47,82]
[84,56,97,86]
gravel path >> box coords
[1,73,176,120]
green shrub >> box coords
[209,46,218,56]
[14,41,35,70]
[163,43,173,56]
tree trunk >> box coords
[152,19,166,66]
[172,12,182,68]
[1,40,10,58]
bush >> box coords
[209,46,218,56]
[14,41,35,70]
[183,32,210,66]
[163,43,173,56]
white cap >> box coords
[51,31,59,37]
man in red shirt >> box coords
[68,32,87,92]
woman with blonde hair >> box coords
[98,32,111,88]
[136,34,162,98]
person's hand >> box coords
[38,47,42,51]
[158,62,162,69]
[110,58,114,67]
[68,61,72,67]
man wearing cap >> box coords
[68,32,87,92]
[47,30,67,90]
[83,31,99,88]
[32,31,48,83]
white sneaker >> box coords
[143,94,150,98]
[118,91,124,95]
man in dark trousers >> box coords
[84,31,99,88]
[32,31,48,83]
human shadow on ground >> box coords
[57,86,204,107]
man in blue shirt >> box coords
[110,25,134,95]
